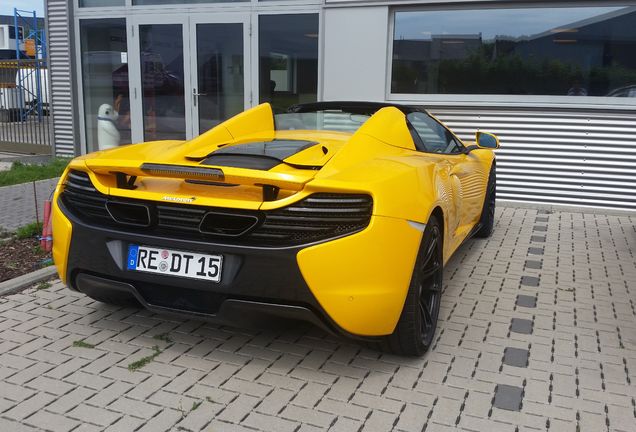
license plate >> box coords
[127,245,222,282]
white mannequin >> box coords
[97,103,120,150]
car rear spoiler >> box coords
[84,160,311,201]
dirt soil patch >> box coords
[0,237,50,283]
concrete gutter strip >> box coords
[0,266,58,297]
[498,200,636,216]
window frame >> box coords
[386,2,636,109]
[75,0,322,11]
[406,111,467,156]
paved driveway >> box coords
[1,207,635,432]
[0,178,59,232]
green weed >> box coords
[36,281,51,290]
[72,340,95,349]
[16,222,43,239]
[127,345,161,371]
[153,333,173,343]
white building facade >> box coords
[46,0,636,210]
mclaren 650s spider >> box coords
[51,101,499,356]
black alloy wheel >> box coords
[417,222,443,348]
[378,215,443,356]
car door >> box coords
[406,112,483,237]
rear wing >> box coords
[84,160,311,201]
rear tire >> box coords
[475,164,496,238]
[374,215,443,356]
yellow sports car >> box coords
[51,102,499,356]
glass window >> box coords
[80,0,125,7]
[139,24,186,141]
[133,0,247,4]
[195,23,245,134]
[275,111,371,133]
[259,14,319,113]
[392,6,636,98]
[407,112,464,154]
[79,19,130,152]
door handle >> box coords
[192,89,207,107]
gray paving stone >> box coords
[281,404,336,428]
[216,394,260,424]
[0,417,39,432]
[510,318,534,334]
[24,375,75,396]
[243,411,299,432]
[23,410,80,432]
[524,260,542,270]
[174,400,224,432]
[361,410,398,432]
[103,416,145,432]
[108,397,161,420]
[503,347,530,368]
[3,393,57,421]
[516,295,537,308]
[67,404,122,427]
[493,384,524,411]
[520,276,540,287]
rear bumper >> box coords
[74,273,333,334]
[53,196,423,337]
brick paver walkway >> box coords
[0,178,59,232]
[0,207,635,431]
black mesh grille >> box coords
[61,171,111,225]
[61,170,372,247]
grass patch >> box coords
[153,332,172,343]
[128,345,161,371]
[16,222,43,240]
[72,340,95,349]
[36,280,51,290]
[191,401,202,411]
[0,158,70,187]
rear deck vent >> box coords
[106,201,151,227]
[199,212,259,237]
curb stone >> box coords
[0,265,58,296]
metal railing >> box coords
[0,59,51,154]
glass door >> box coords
[130,15,192,143]
[189,15,251,136]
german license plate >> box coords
[127,245,222,282]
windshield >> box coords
[274,110,371,133]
